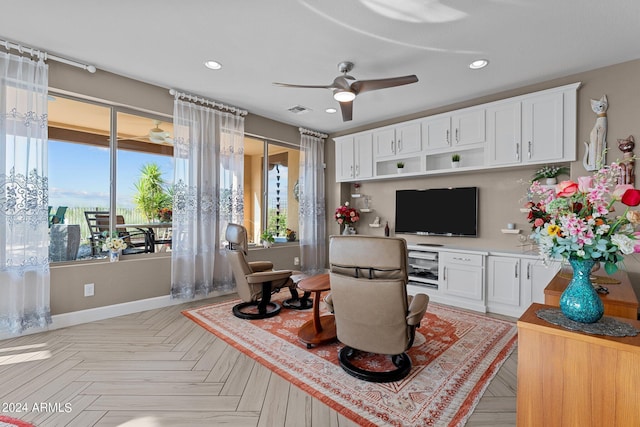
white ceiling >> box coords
[2,0,640,134]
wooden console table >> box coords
[544,267,639,319]
[517,303,640,426]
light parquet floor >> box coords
[0,295,517,427]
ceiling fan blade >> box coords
[272,82,333,89]
[351,75,418,94]
[339,101,353,122]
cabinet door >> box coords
[373,127,396,158]
[486,102,522,166]
[335,137,355,181]
[452,109,485,146]
[422,115,451,151]
[440,253,484,301]
[524,259,562,305]
[355,133,373,179]
[487,256,521,306]
[396,122,421,154]
[522,92,564,163]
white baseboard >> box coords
[0,293,218,341]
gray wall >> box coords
[325,58,640,298]
[49,58,640,315]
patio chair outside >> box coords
[84,211,152,256]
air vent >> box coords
[288,105,311,114]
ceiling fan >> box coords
[273,61,418,121]
[148,120,173,144]
[117,120,173,145]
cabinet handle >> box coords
[527,263,531,280]
[398,139,402,152]
[528,141,532,158]
[515,262,519,279]
[391,140,395,153]
[453,256,471,262]
[446,129,450,144]
[355,164,359,176]
[455,128,459,143]
[515,142,520,161]
[443,266,447,281]
[350,165,354,177]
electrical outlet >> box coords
[84,283,94,297]
[294,257,300,266]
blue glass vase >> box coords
[559,258,604,323]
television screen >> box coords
[395,187,478,237]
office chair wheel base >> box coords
[232,301,281,320]
[338,346,411,383]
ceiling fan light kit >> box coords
[273,61,418,121]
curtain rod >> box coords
[0,38,96,73]
[170,88,248,116]
[299,127,328,139]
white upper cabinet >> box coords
[486,101,522,166]
[522,91,564,163]
[422,108,485,151]
[373,121,421,158]
[487,82,579,168]
[336,82,579,181]
[335,133,373,182]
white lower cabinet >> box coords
[487,255,561,317]
[439,251,486,312]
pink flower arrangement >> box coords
[526,162,640,274]
[335,201,360,225]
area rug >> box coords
[183,295,517,427]
[0,416,35,427]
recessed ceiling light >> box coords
[326,108,337,114]
[469,59,489,70]
[204,60,222,70]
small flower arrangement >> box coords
[335,201,360,225]
[286,228,296,241]
[525,162,640,274]
[532,165,570,182]
[157,207,172,222]
[102,236,127,252]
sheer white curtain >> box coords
[298,130,326,275]
[0,52,51,334]
[171,98,244,298]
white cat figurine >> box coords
[583,95,608,171]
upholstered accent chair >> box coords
[325,235,429,382]
[225,223,312,319]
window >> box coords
[47,95,173,262]
[243,137,300,245]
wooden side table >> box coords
[544,267,639,319]
[297,273,337,348]
[517,303,640,426]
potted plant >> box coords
[260,230,275,248]
[532,165,570,185]
[451,153,461,168]
[396,161,405,174]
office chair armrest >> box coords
[246,269,292,284]
[324,293,334,313]
[406,293,429,326]
[248,261,274,272]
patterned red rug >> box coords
[0,416,35,427]
[183,294,517,427]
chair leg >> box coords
[338,346,412,383]
[232,281,282,320]
[283,288,313,310]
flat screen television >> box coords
[395,187,479,237]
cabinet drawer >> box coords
[441,252,483,267]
